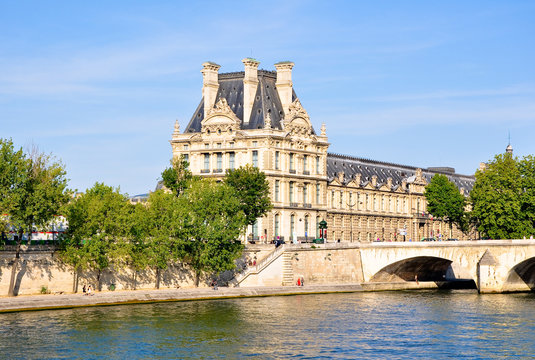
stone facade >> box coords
[170,59,476,244]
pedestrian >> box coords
[301,277,304,287]
[414,275,419,285]
[253,258,257,266]
[297,278,301,286]
[87,285,92,296]
[82,284,86,294]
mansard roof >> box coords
[184,70,305,133]
[327,153,475,193]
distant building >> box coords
[170,59,476,243]
[1,214,67,243]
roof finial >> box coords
[506,131,513,154]
[173,119,180,138]
[320,123,327,136]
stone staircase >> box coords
[282,252,294,286]
[234,245,287,286]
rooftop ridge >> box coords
[218,69,276,80]
[327,152,475,178]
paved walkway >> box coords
[0,284,364,313]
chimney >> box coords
[274,61,294,117]
[201,62,221,118]
[242,58,260,125]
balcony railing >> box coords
[290,202,299,208]
[289,169,296,174]
[303,170,310,175]
[201,169,210,173]
[303,203,312,208]
[213,169,223,173]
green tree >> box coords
[424,174,468,237]
[141,190,183,289]
[0,140,69,296]
[470,153,535,239]
[60,183,130,291]
[177,179,246,286]
[161,155,194,196]
[224,164,272,230]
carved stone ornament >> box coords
[321,123,326,136]
[413,168,428,186]
[264,112,272,129]
[208,98,234,117]
[287,99,310,121]
[172,119,180,139]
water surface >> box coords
[1,290,533,359]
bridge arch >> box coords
[370,256,475,287]
[503,257,535,292]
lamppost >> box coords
[319,219,328,243]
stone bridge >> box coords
[239,240,535,293]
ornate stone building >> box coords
[170,59,475,243]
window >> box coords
[304,215,309,237]
[275,151,280,170]
[289,182,294,202]
[303,155,308,173]
[204,153,210,170]
[316,184,321,204]
[316,156,320,174]
[252,221,258,238]
[275,180,280,201]
[349,192,353,207]
[217,153,222,170]
[252,150,258,167]
[339,191,343,209]
[205,144,209,149]
[183,154,189,163]
[290,215,295,241]
[252,141,258,147]
[230,142,234,148]
[274,214,280,237]
[217,143,222,149]
[289,153,294,171]
[183,144,189,150]
[331,190,335,207]
[303,184,308,204]
[229,152,235,169]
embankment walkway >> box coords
[0,284,364,313]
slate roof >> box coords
[184,70,306,133]
[327,153,475,193]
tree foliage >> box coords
[224,164,272,226]
[60,182,131,290]
[0,139,69,296]
[161,155,194,196]
[177,179,246,285]
[424,174,468,234]
[470,153,535,239]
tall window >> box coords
[303,155,308,173]
[289,153,295,171]
[274,214,280,237]
[316,156,320,174]
[331,190,335,207]
[289,182,294,202]
[252,221,258,238]
[304,215,309,237]
[252,150,258,167]
[275,180,280,201]
[303,184,308,204]
[316,184,321,204]
[339,191,343,209]
[349,192,353,207]
[316,216,320,238]
[216,153,222,170]
[275,151,280,170]
[229,152,235,169]
[183,154,189,163]
[290,214,295,241]
[204,153,210,171]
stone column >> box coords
[274,61,294,117]
[242,58,260,125]
[201,62,221,118]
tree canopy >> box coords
[424,174,468,235]
[161,155,194,196]
[224,164,272,226]
[0,139,69,296]
[470,153,535,239]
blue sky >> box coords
[1,1,534,195]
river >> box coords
[1,290,534,359]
